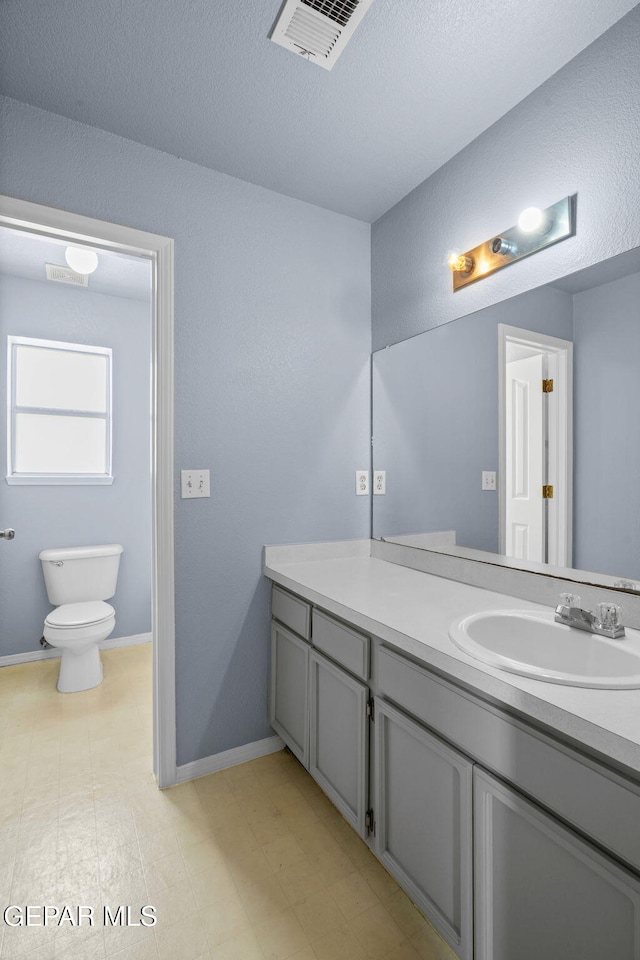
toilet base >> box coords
[57,644,103,693]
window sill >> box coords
[6,475,114,486]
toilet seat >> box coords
[45,601,115,629]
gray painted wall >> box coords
[372,286,573,550]
[0,274,152,655]
[0,95,371,764]
[371,5,640,351]
[572,271,640,579]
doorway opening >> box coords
[0,195,175,787]
[499,324,573,568]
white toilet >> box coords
[39,543,124,693]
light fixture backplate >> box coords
[451,195,576,291]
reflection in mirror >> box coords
[372,247,640,591]
[500,324,572,567]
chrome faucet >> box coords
[554,593,625,639]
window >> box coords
[7,336,113,484]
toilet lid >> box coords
[45,601,115,628]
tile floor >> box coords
[0,643,457,960]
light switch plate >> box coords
[181,469,210,498]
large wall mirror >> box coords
[372,246,640,592]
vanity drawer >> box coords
[272,585,311,641]
[377,644,640,874]
[312,610,370,680]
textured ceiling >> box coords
[0,0,637,222]
[0,227,152,302]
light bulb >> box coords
[65,245,99,275]
[448,253,474,274]
[518,207,549,234]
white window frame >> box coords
[6,335,114,485]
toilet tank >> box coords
[39,544,124,605]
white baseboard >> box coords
[102,632,152,651]
[0,632,152,668]
[175,735,285,784]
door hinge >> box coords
[542,484,554,499]
[365,809,376,837]
[542,378,554,393]
[366,697,375,722]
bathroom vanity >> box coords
[265,542,640,960]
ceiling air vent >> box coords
[269,0,375,70]
[45,263,88,287]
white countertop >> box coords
[264,548,640,778]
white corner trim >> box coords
[0,632,152,668]
[175,736,285,784]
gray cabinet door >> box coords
[474,768,640,960]
[309,650,368,837]
[374,698,473,960]
[270,622,309,767]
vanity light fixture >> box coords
[65,245,99,275]
[448,194,576,291]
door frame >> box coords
[0,193,177,788]
[498,323,573,568]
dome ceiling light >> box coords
[65,245,99,275]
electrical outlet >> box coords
[373,470,386,495]
[482,471,497,491]
[181,469,210,499]
[356,470,369,496]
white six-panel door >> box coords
[505,353,546,562]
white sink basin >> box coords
[449,609,640,688]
